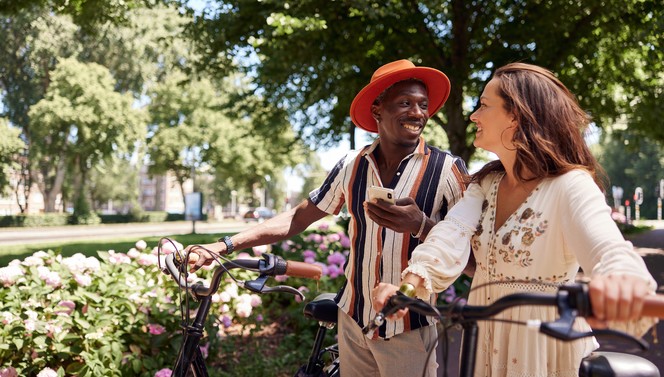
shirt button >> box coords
[396,172,401,176]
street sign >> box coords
[634,187,644,206]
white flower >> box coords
[135,240,147,251]
[61,254,100,273]
[235,301,253,318]
[85,331,104,340]
[32,251,49,259]
[37,267,62,288]
[24,319,36,332]
[21,256,44,266]
[108,251,131,264]
[219,291,232,303]
[0,265,23,287]
[137,253,158,266]
[74,274,92,287]
[36,367,57,377]
[1,311,16,325]
[127,248,140,258]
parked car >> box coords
[242,207,275,223]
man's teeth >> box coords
[403,123,420,131]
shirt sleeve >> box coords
[560,171,658,334]
[442,156,469,211]
[403,181,485,299]
[309,155,349,215]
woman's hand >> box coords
[371,282,410,320]
[586,274,651,328]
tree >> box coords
[146,71,305,211]
[0,0,152,30]
[28,58,145,216]
[0,119,25,195]
[598,125,664,219]
[189,0,663,162]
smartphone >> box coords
[367,186,395,205]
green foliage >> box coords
[0,119,24,194]
[189,0,664,163]
[597,127,664,219]
[0,214,70,228]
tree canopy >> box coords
[189,0,664,162]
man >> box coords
[186,59,467,376]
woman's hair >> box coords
[472,63,605,189]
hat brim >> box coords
[350,67,451,133]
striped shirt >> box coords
[309,137,467,339]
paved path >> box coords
[0,220,247,246]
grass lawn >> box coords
[0,232,231,266]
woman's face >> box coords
[470,78,517,154]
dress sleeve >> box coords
[403,181,485,299]
[560,171,658,334]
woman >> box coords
[369,63,658,376]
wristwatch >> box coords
[218,236,235,253]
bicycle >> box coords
[363,282,664,377]
[159,240,323,377]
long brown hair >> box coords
[472,63,605,189]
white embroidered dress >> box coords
[404,169,657,377]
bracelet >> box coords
[218,236,235,253]
[399,282,417,298]
[411,211,427,239]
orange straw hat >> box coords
[350,59,451,133]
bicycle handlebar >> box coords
[364,283,664,342]
[162,252,322,298]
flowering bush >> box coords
[0,220,470,376]
[0,220,351,377]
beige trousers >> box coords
[337,308,438,377]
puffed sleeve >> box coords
[560,170,658,334]
[402,181,485,299]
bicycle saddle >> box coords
[303,293,338,323]
[579,351,660,377]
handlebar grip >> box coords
[285,261,323,280]
[642,294,664,319]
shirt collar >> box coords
[362,136,429,157]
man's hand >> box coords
[184,242,227,273]
[364,196,423,234]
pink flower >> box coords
[154,368,172,377]
[317,223,330,231]
[327,252,346,266]
[0,366,18,377]
[56,300,76,316]
[199,343,209,359]
[327,264,342,279]
[274,275,288,282]
[147,323,165,335]
[252,245,268,257]
[295,286,310,303]
[339,234,351,248]
[302,250,316,259]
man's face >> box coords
[372,80,429,147]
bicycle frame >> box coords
[162,252,312,377]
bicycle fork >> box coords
[172,297,212,377]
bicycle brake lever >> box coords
[590,328,649,350]
[262,285,305,300]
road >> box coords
[0,220,249,246]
